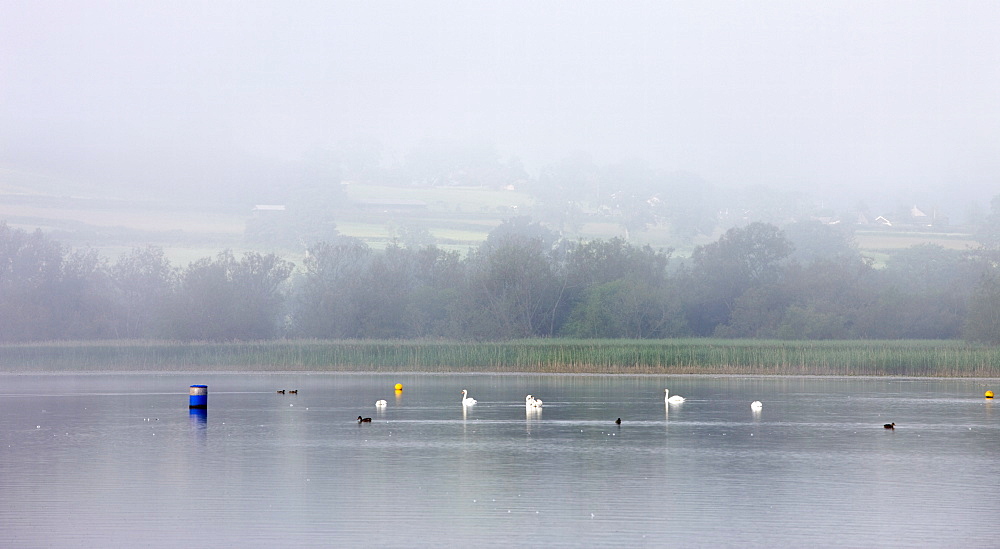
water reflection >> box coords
[0,373,998,548]
[188,408,207,445]
[188,407,207,426]
[525,405,541,434]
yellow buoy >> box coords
[395,383,403,391]
[986,390,994,399]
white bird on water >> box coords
[526,394,543,408]
[665,389,685,403]
[751,401,763,411]
[461,389,477,406]
[375,399,387,408]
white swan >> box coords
[751,401,763,411]
[461,389,477,406]
[532,396,543,408]
[525,395,535,407]
[375,399,387,408]
[665,389,685,403]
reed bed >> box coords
[0,339,998,377]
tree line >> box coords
[2,216,1000,344]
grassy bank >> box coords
[0,339,998,377]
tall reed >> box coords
[0,339,997,376]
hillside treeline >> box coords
[3,217,1000,344]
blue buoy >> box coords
[189,385,208,409]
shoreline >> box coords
[1,369,998,382]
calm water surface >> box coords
[1,373,997,548]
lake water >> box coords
[1,373,997,548]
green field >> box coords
[0,171,981,263]
[855,230,979,251]
[2,339,998,377]
[343,183,535,214]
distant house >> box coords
[909,205,930,226]
[909,205,945,227]
[857,203,947,229]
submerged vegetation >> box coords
[1,339,998,377]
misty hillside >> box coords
[0,146,985,270]
[5,3,1000,268]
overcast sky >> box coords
[3,1,998,206]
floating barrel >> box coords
[189,385,208,408]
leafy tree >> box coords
[882,244,981,294]
[975,194,1000,252]
[563,237,670,289]
[0,224,120,341]
[229,251,295,338]
[110,246,176,338]
[865,245,986,339]
[716,284,792,338]
[776,303,851,340]
[399,245,466,337]
[391,224,436,249]
[351,244,418,338]
[348,243,462,338]
[293,238,372,338]
[782,220,859,264]
[558,237,684,338]
[964,271,1000,344]
[682,222,792,335]
[781,256,875,339]
[483,217,559,251]
[0,223,70,341]
[560,279,685,338]
[55,248,117,340]
[463,225,563,339]
[697,222,792,282]
[167,251,293,340]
